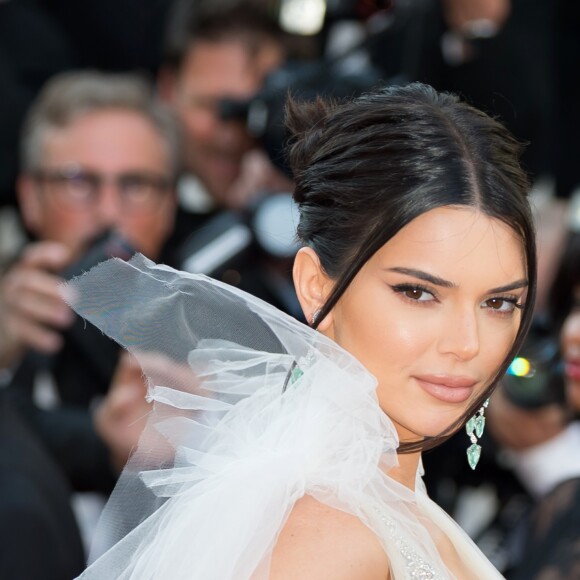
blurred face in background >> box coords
[562,284,580,411]
[18,108,177,261]
[160,36,283,206]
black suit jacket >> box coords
[0,391,85,579]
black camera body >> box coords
[10,230,137,403]
[502,324,566,410]
[61,230,135,282]
[218,58,386,176]
[58,231,136,381]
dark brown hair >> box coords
[286,82,537,453]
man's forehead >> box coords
[185,36,282,71]
[40,110,170,170]
[178,39,283,97]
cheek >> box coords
[118,211,172,258]
[180,107,216,145]
[40,208,100,249]
[562,312,580,348]
[338,297,431,381]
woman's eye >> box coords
[483,297,518,313]
[405,288,430,301]
[391,285,435,302]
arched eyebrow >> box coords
[387,267,528,293]
[488,280,529,293]
[387,267,455,287]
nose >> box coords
[437,306,481,361]
[94,179,123,226]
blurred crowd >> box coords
[0,0,578,578]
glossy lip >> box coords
[414,374,477,404]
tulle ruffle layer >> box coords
[65,255,502,579]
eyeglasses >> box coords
[31,166,173,212]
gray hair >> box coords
[20,70,182,179]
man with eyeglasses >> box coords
[0,71,180,495]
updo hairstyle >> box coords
[285,82,537,451]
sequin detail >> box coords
[372,505,444,579]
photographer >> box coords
[154,0,309,317]
[157,0,295,211]
[487,194,580,578]
[0,71,180,495]
[156,0,390,316]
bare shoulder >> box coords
[268,495,389,580]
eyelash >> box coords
[483,296,524,315]
[390,283,436,304]
[389,283,524,315]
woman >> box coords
[68,82,536,579]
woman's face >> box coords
[325,207,528,443]
[562,284,580,411]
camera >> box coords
[219,57,386,176]
[217,0,400,175]
[60,230,136,378]
[61,229,135,282]
[502,324,566,410]
[10,230,137,389]
[176,193,303,318]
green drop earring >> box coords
[465,398,489,470]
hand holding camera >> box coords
[0,241,75,367]
[1,230,135,372]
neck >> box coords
[387,450,422,490]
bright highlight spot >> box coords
[508,357,532,377]
[279,0,326,35]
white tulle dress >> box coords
[65,255,503,579]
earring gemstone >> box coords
[467,443,482,470]
[475,415,485,438]
[465,398,489,470]
[466,416,476,436]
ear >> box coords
[292,247,334,332]
[17,175,43,234]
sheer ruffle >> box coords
[64,255,503,579]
